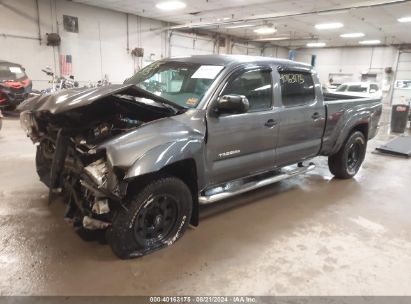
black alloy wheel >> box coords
[134,194,179,245]
[328,131,367,179]
[107,176,192,259]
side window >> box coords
[221,69,272,111]
[279,71,315,107]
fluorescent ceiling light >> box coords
[307,42,326,47]
[398,16,411,23]
[315,22,344,29]
[359,39,381,45]
[254,26,277,35]
[225,24,255,29]
[156,1,186,10]
[340,32,365,38]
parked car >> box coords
[0,61,32,110]
[18,55,382,258]
[0,110,3,131]
[335,82,382,98]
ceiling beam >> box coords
[157,0,411,31]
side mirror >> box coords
[215,94,250,115]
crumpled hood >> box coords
[98,110,206,169]
[17,84,133,114]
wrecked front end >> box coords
[19,85,178,232]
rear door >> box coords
[275,68,326,167]
[205,66,279,185]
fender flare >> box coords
[124,139,205,182]
[331,110,370,154]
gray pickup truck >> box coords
[19,55,382,258]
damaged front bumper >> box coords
[30,121,128,231]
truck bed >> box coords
[321,92,383,155]
[323,92,361,101]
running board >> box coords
[198,163,315,204]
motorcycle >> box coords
[29,67,80,98]
[41,67,79,92]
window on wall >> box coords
[221,69,272,111]
[279,71,315,107]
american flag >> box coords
[60,54,73,75]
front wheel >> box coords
[328,131,367,179]
[107,176,192,259]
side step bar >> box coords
[198,163,315,204]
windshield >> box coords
[0,64,27,81]
[125,61,224,109]
[336,85,347,92]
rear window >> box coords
[347,85,367,93]
[279,71,315,107]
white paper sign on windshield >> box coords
[191,65,224,79]
[9,67,23,73]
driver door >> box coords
[205,67,279,186]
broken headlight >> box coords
[20,111,39,141]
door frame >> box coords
[203,63,281,186]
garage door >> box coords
[170,33,214,57]
[392,51,411,105]
[232,43,262,56]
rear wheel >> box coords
[328,131,367,179]
[107,176,192,259]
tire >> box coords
[35,140,54,187]
[328,131,367,179]
[107,176,192,259]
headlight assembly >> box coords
[20,111,39,141]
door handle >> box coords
[264,119,278,127]
[311,112,321,120]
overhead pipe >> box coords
[35,0,42,45]
[0,33,41,41]
[126,13,130,53]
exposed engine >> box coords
[20,93,175,230]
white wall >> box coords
[0,0,169,89]
[294,46,398,86]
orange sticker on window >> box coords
[186,97,199,106]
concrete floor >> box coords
[0,107,410,296]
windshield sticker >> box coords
[191,65,224,79]
[9,66,23,74]
[186,97,199,107]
